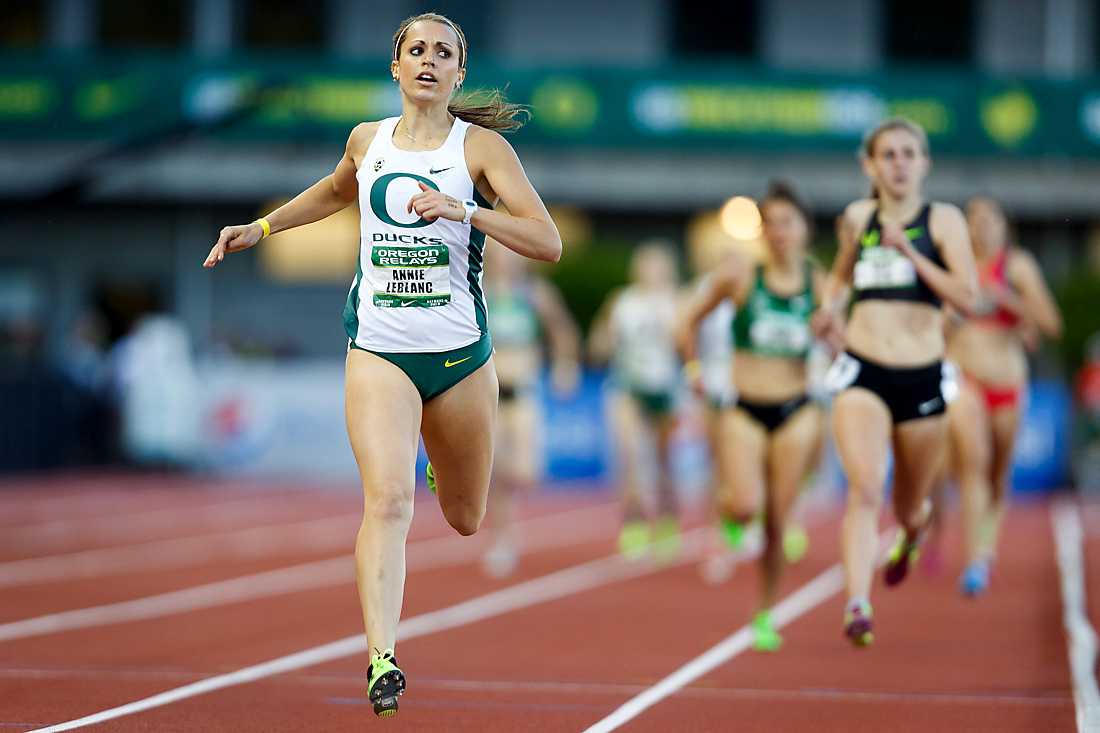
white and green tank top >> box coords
[611,287,680,393]
[732,264,814,359]
[343,116,491,353]
[488,285,539,348]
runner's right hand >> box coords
[203,223,265,269]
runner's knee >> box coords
[846,481,883,512]
[443,501,484,536]
[365,480,414,525]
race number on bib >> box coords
[750,314,811,355]
[371,245,451,308]
[854,248,917,290]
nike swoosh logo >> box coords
[444,356,472,368]
[429,167,453,175]
[918,397,943,415]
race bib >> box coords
[750,313,811,355]
[823,352,861,394]
[371,245,451,308]
[854,248,917,290]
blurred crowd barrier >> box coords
[0,348,1073,493]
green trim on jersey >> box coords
[466,189,494,335]
[350,332,493,402]
[731,263,814,359]
[342,252,365,343]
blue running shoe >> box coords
[960,561,989,597]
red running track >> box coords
[0,475,1089,732]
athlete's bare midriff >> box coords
[845,300,945,366]
[947,321,1028,386]
[734,351,807,402]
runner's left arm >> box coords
[407,127,562,262]
[1008,250,1063,339]
[532,279,582,396]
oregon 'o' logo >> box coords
[370,172,440,229]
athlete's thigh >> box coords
[706,407,736,493]
[892,414,948,498]
[651,412,677,465]
[832,388,892,494]
[510,395,543,484]
[421,358,499,512]
[345,349,424,494]
[989,405,1022,486]
[767,404,823,513]
[493,400,519,477]
[948,381,991,479]
[719,408,768,511]
[607,391,644,466]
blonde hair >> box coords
[392,13,529,133]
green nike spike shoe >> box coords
[752,610,783,652]
[367,648,406,718]
[425,462,437,495]
[720,517,747,552]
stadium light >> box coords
[719,196,762,241]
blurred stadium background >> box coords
[2,0,1100,492]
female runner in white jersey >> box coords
[815,118,976,647]
[589,242,684,560]
[203,13,561,717]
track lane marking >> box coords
[1051,499,1100,732]
[23,526,750,732]
[0,504,614,642]
[1,495,348,553]
[582,530,892,733]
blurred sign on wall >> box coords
[1,55,1099,157]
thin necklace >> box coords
[399,116,450,146]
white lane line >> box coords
[582,531,890,733]
[0,515,358,589]
[2,496,341,552]
[1051,499,1100,733]
[0,504,615,642]
[25,527,735,733]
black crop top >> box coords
[851,204,943,308]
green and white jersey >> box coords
[611,287,680,393]
[343,117,490,353]
[488,285,539,348]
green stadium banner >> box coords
[1,54,1099,157]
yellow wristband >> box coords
[254,217,271,239]
[683,359,702,379]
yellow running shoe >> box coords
[618,520,650,560]
[783,524,809,564]
[367,648,406,718]
[652,515,681,562]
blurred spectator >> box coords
[106,313,202,469]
